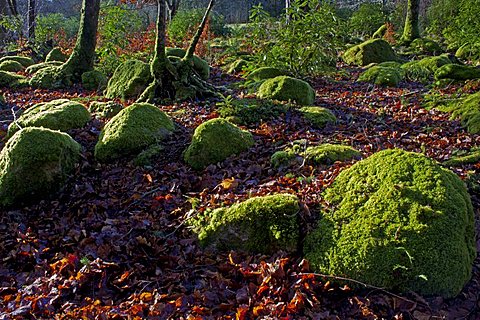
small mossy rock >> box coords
[299,106,336,128]
[184,118,254,170]
[95,103,174,162]
[258,76,315,105]
[304,144,362,165]
[29,66,68,89]
[217,98,289,125]
[7,99,91,138]
[343,39,397,66]
[304,149,476,298]
[401,55,452,83]
[271,149,298,168]
[105,60,152,100]
[165,47,210,80]
[358,65,403,87]
[25,61,63,74]
[228,59,248,74]
[247,67,288,82]
[82,70,107,91]
[89,101,123,118]
[434,64,480,81]
[0,127,81,207]
[0,55,34,67]
[45,47,68,62]
[409,38,443,55]
[192,194,300,253]
[0,60,23,72]
[134,145,164,167]
[0,71,28,88]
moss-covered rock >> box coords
[358,65,403,87]
[304,149,476,298]
[104,60,152,100]
[343,39,397,66]
[29,66,67,89]
[409,38,443,55]
[444,149,480,166]
[271,149,299,168]
[304,144,362,165]
[227,59,248,74]
[0,55,34,67]
[184,118,254,170]
[25,61,63,74]
[0,60,23,72]
[247,67,288,82]
[7,99,91,137]
[299,106,336,128]
[82,70,107,91]
[192,194,300,253]
[446,92,480,134]
[94,103,174,162]
[401,55,452,83]
[0,71,28,88]
[89,101,123,119]
[434,64,480,81]
[165,47,210,80]
[0,127,81,207]
[45,47,68,62]
[258,76,315,105]
[217,98,289,125]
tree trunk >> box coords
[401,0,420,44]
[166,0,181,22]
[0,0,7,43]
[27,0,35,42]
[7,0,18,16]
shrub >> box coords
[349,3,386,37]
[36,13,79,45]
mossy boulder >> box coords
[401,55,452,83]
[247,67,288,82]
[89,101,123,118]
[94,103,174,162]
[192,194,300,253]
[165,47,210,80]
[358,65,403,87]
[343,39,397,66]
[217,98,289,125]
[258,76,315,105]
[0,55,34,68]
[434,64,480,81]
[304,144,362,165]
[0,60,23,72]
[227,59,249,74]
[299,106,336,128]
[0,127,81,207]
[105,60,152,100]
[25,61,63,74]
[184,118,254,170]
[29,66,68,89]
[82,70,107,91]
[0,71,28,88]
[45,47,68,62]
[7,99,91,138]
[409,38,443,55]
[304,149,476,298]
[271,149,299,168]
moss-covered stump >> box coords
[358,65,403,87]
[165,47,210,80]
[247,67,288,82]
[227,59,249,74]
[0,127,81,207]
[258,76,315,105]
[104,60,152,100]
[45,47,68,62]
[25,61,63,74]
[0,60,23,72]
[94,103,174,162]
[184,118,254,170]
[0,71,28,88]
[82,70,107,91]
[401,55,452,83]
[343,39,397,66]
[299,106,336,128]
[192,194,300,253]
[217,98,289,125]
[434,64,480,81]
[409,38,443,55]
[304,149,476,298]
[89,101,123,119]
[7,99,91,138]
[0,55,34,68]
[304,144,362,165]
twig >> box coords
[11,107,22,131]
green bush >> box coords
[36,13,79,44]
[349,3,386,37]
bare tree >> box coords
[27,0,35,41]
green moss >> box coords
[217,98,289,125]
[29,66,69,89]
[0,127,81,207]
[409,38,443,55]
[456,44,480,61]
[0,60,23,72]
[434,64,480,81]
[304,149,476,298]
[184,118,254,170]
[165,47,210,80]
[192,194,300,253]
[247,67,288,82]
[271,149,298,168]
[299,106,336,128]
[45,47,68,62]
[81,70,107,91]
[358,65,403,87]
[0,71,28,88]
[89,101,123,118]
[443,149,480,166]
[134,145,164,167]
[378,61,403,69]
[372,24,387,39]
[227,59,248,74]
[304,144,362,165]
[258,76,315,106]
[0,55,34,67]
[165,47,187,57]
[7,99,91,138]
[445,92,480,134]
[104,60,152,100]
[25,61,63,74]
[401,55,452,83]
[343,39,397,66]
[94,103,174,162]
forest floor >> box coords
[0,67,479,319]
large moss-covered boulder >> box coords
[104,60,152,100]
[304,149,476,298]
[247,67,288,82]
[7,99,91,138]
[0,127,81,207]
[0,71,28,88]
[401,55,452,83]
[299,106,336,128]
[25,61,63,74]
[0,60,23,72]
[358,65,403,86]
[192,194,300,253]
[165,47,210,80]
[0,55,34,67]
[304,144,362,164]
[343,39,397,66]
[95,103,174,162]
[258,76,315,105]
[184,118,254,170]
[82,70,107,91]
[434,64,480,81]
[29,66,67,89]
[45,47,68,62]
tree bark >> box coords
[27,0,35,41]
[401,0,420,44]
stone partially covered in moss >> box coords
[82,70,107,91]
[434,64,480,81]
[0,71,28,88]
[105,60,152,100]
[184,118,254,170]
[227,59,249,74]
[89,101,123,118]
[192,194,300,253]
[0,127,81,207]
[247,67,288,82]
[343,39,397,66]
[258,76,315,105]
[358,65,403,87]
[29,66,68,89]
[25,61,63,74]
[299,106,336,128]
[7,99,91,137]
[217,98,289,125]
[401,55,452,83]
[165,47,210,80]
[271,149,298,168]
[45,47,68,62]
[0,55,34,67]
[304,149,476,298]
[409,38,443,55]
[304,144,362,165]
[95,103,174,162]
[0,60,23,72]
